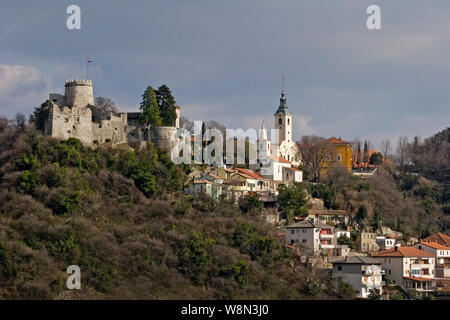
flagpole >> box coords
[87,59,89,80]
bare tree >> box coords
[94,97,118,114]
[396,136,409,173]
[379,138,392,162]
[297,135,335,182]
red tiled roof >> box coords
[268,155,291,164]
[419,241,450,250]
[422,233,450,246]
[327,136,350,145]
[373,246,434,258]
[403,277,435,282]
[235,168,269,180]
[285,167,301,171]
[207,174,222,180]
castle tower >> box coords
[274,89,292,145]
[64,79,94,108]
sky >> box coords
[1,0,450,147]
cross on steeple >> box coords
[281,75,285,92]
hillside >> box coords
[0,118,351,300]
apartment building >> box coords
[373,246,436,295]
[414,241,450,278]
[332,256,384,298]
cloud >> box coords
[0,65,51,117]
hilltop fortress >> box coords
[44,79,180,150]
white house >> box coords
[376,236,396,251]
[285,219,335,256]
[332,256,384,299]
[373,246,436,295]
[414,241,450,278]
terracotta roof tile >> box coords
[419,241,450,250]
[403,276,435,282]
[268,155,291,164]
[327,136,350,145]
[422,233,450,246]
[373,246,434,258]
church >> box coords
[251,89,302,183]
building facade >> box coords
[332,257,384,299]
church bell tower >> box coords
[274,89,292,145]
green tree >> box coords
[278,183,308,223]
[29,100,51,132]
[155,84,177,126]
[337,235,354,249]
[139,86,162,126]
[239,194,264,214]
[369,152,383,165]
[355,205,368,226]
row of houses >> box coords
[185,165,303,201]
[332,234,450,299]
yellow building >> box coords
[320,137,352,178]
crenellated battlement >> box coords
[65,79,93,86]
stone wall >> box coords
[151,126,178,151]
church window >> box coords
[279,118,282,125]
[337,154,342,162]
[288,119,290,125]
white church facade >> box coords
[251,89,302,184]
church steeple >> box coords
[261,121,267,140]
[274,89,291,116]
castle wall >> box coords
[91,113,128,145]
[48,103,93,146]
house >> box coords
[332,256,384,299]
[373,246,436,295]
[360,231,380,253]
[209,167,236,181]
[285,219,335,256]
[414,241,450,278]
[320,137,352,178]
[187,179,224,200]
[422,232,450,247]
[235,168,270,192]
[307,209,351,226]
[199,173,224,184]
[376,236,396,251]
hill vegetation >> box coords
[0,117,350,300]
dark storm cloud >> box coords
[0,0,449,144]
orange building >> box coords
[320,137,352,178]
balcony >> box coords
[319,233,334,239]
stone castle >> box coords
[44,79,180,150]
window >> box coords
[302,239,306,244]
[279,118,282,125]
[325,155,331,161]
[338,266,342,271]
[288,118,290,125]
[337,154,341,162]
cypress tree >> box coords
[139,86,162,126]
[156,84,177,126]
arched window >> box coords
[337,154,342,162]
[288,118,290,125]
[279,118,282,125]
